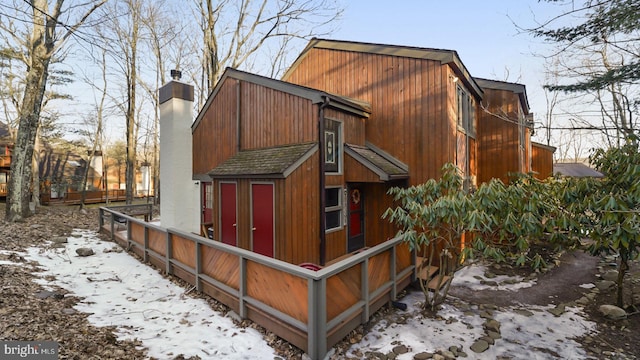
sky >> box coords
[1,229,599,359]
[52,1,588,153]
[331,1,569,143]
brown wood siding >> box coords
[363,182,401,247]
[532,143,554,179]
[240,82,317,149]
[344,155,383,183]
[324,108,366,146]
[193,80,238,175]
[477,88,522,184]
[280,154,321,265]
[284,48,457,185]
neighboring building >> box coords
[532,142,556,180]
[0,121,12,197]
[553,162,604,178]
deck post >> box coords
[98,208,104,229]
[109,211,115,241]
[239,256,247,318]
[143,227,149,262]
[308,277,327,360]
[391,246,397,300]
[361,258,370,322]
[195,241,202,292]
[165,231,173,275]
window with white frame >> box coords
[325,187,343,231]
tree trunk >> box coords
[6,5,51,221]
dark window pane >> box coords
[326,210,341,229]
[326,188,340,207]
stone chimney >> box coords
[159,70,199,233]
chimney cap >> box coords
[170,69,182,80]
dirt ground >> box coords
[449,250,640,359]
[1,203,639,359]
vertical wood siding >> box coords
[477,88,529,184]
[284,48,458,185]
[532,143,554,179]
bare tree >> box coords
[193,0,342,105]
[0,0,106,221]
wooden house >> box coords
[193,39,552,267]
[192,68,409,265]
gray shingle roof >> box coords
[554,163,604,178]
[208,142,318,179]
[345,144,409,181]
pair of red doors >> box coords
[211,183,274,257]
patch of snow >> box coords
[25,229,275,360]
[579,283,596,289]
[347,290,596,359]
[452,263,536,291]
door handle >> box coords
[252,227,256,231]
[233,223,237,227]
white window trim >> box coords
[325,186,344,233]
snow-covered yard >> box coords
[4,230,600,359]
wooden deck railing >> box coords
[98,206,415,360]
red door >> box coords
[251,183,274,257]
[220,182,237,246]
[348,186,365,252]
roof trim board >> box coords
[192,68,371,131]
[474,77,531,114]
[282,38,484,99]
[344,143,409,181]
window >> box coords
[324,119,342,173]
[205,183,213,209]
[325,187,343,231]
[456,85,476,137]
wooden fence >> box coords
[98,205,416,360]
[43,189,128,205]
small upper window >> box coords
[456,85,476,137]
[324,119,341,173]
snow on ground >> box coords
[347,291,596,359]
[451,262,537,291]
[344,263,596,359]
[2,230,598,359]
[23,229,276,360]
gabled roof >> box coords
[474,78,530,114]
[192,68,371,131]
[344,143,409,181]
[554,163,604,178]
[283,38,483,99]
[208,142,318,179]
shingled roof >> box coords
[208,142,318,179]
[344,143,409,181]
[554,163,604,178]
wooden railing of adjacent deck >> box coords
[98,206,416,360]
